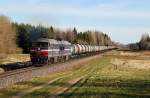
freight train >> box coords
[30,38,116,65]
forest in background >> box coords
[0,15,114,54]
[13,23,114,53]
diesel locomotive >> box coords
[30,38,115,65]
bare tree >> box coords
[139,33,150,50]
[0,15,21,55]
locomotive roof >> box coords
[34,38,56,43]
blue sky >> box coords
[0,0,150,44]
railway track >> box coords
[0,66,37,78]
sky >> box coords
[0,0,150,44]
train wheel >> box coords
[49,58,54,64]
[48,58,51,65]
[63,56,66,62]
[54,57,58,63]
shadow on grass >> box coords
[0,80,46,98]
[18,80,46,87]
[48,78,150,90]
[21,78,150,98]
[58,79,150,98]
[59,92,150,98]
[0,88,19,98]
[0,61,31,71]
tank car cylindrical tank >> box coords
[84,45,88,53]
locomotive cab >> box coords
[30,40,49,65]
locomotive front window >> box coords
[32,42,48,49]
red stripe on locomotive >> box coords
[31,50,48,56]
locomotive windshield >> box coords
[32,42,48,50]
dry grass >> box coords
[0,54,30,65]
[0,54,30,64]
[111,51,150,70]
[111,58,150,70]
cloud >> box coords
[1,1,150,19]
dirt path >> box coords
[48,76,84,98]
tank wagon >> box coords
[30,38,115,65]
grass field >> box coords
[0,51,150,98]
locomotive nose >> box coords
[31,50,48,56]
[30,49,48,65]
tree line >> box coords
[14,23,114,53]
[129,33,150,50]
[0,15,114,54]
